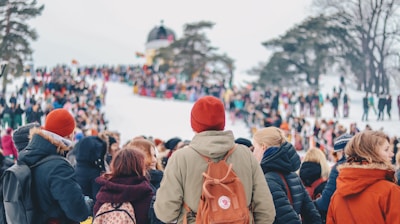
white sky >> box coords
[30,0,314,84]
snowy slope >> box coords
[317,74,400,137]
[103,82,251,144]
[103,74,400,144]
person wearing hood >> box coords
[253,126,321,224]
[327,131,400,223]
[94,146,153,223]
[73,132,114,203]
[18,108,92,223]
[154,96,276,223]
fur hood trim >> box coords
[29,127,73,154]
[338,162,395,172]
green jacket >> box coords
[154,130,276,223]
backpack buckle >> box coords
[187,210,197,218]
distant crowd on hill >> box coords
[1,64,399,164]
[0,65,399,223]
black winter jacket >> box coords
[19,129,90,224]
[73,136,107,202]
[261,142,321,224]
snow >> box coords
[102,73,400,145]
[103,82,251,144]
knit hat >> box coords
[190,96,225,133]
[299,162,322,186]
[235,138,253,148]
[12,122,40,151]
[44,109,76,137]
[333,133,353,152]
[165,137,182,150]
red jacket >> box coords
[1,134,18,159]
[327,163,400,223]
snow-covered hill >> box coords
[103,73,400,144]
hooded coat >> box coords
[73,136,107,202]
[19,128,90,224]
[327,163,400,223]
[261,142,321,224]
[94,175,153,224]
[154,130,276,224]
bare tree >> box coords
[314,0,400,93]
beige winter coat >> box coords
[154,130,276,223]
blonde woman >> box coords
[299,148,330,201]
[253,126,321,224]
[327,131,400,223]
[304,148,330,178]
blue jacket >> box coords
[261,142,321,224]
[314,156,346,212]
[19,129,90,224]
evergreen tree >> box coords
[257,15,344,87]
[154,21,234,85]
[0,0,44,94]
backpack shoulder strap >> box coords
[183,202,196,224]
[310,177,326,190]
[277,172,293,205]
[222,144,237,161]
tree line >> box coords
[0,0,399,95]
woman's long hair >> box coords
[103,146,146,180]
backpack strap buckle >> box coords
[183,202,196,224]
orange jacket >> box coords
[327,163,400,223]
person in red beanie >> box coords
[15,108,92,223]
[154,96,276,223]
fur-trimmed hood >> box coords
[336,162,396,197]
[18,127,73,166]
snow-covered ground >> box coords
[103,73,400,145]
[103,83,251,144]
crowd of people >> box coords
[0,65,399,223]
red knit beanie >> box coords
[44,109,76,137]
[191,96,225,133]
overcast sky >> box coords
[31,0,313,83]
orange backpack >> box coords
[184,146,250,224]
